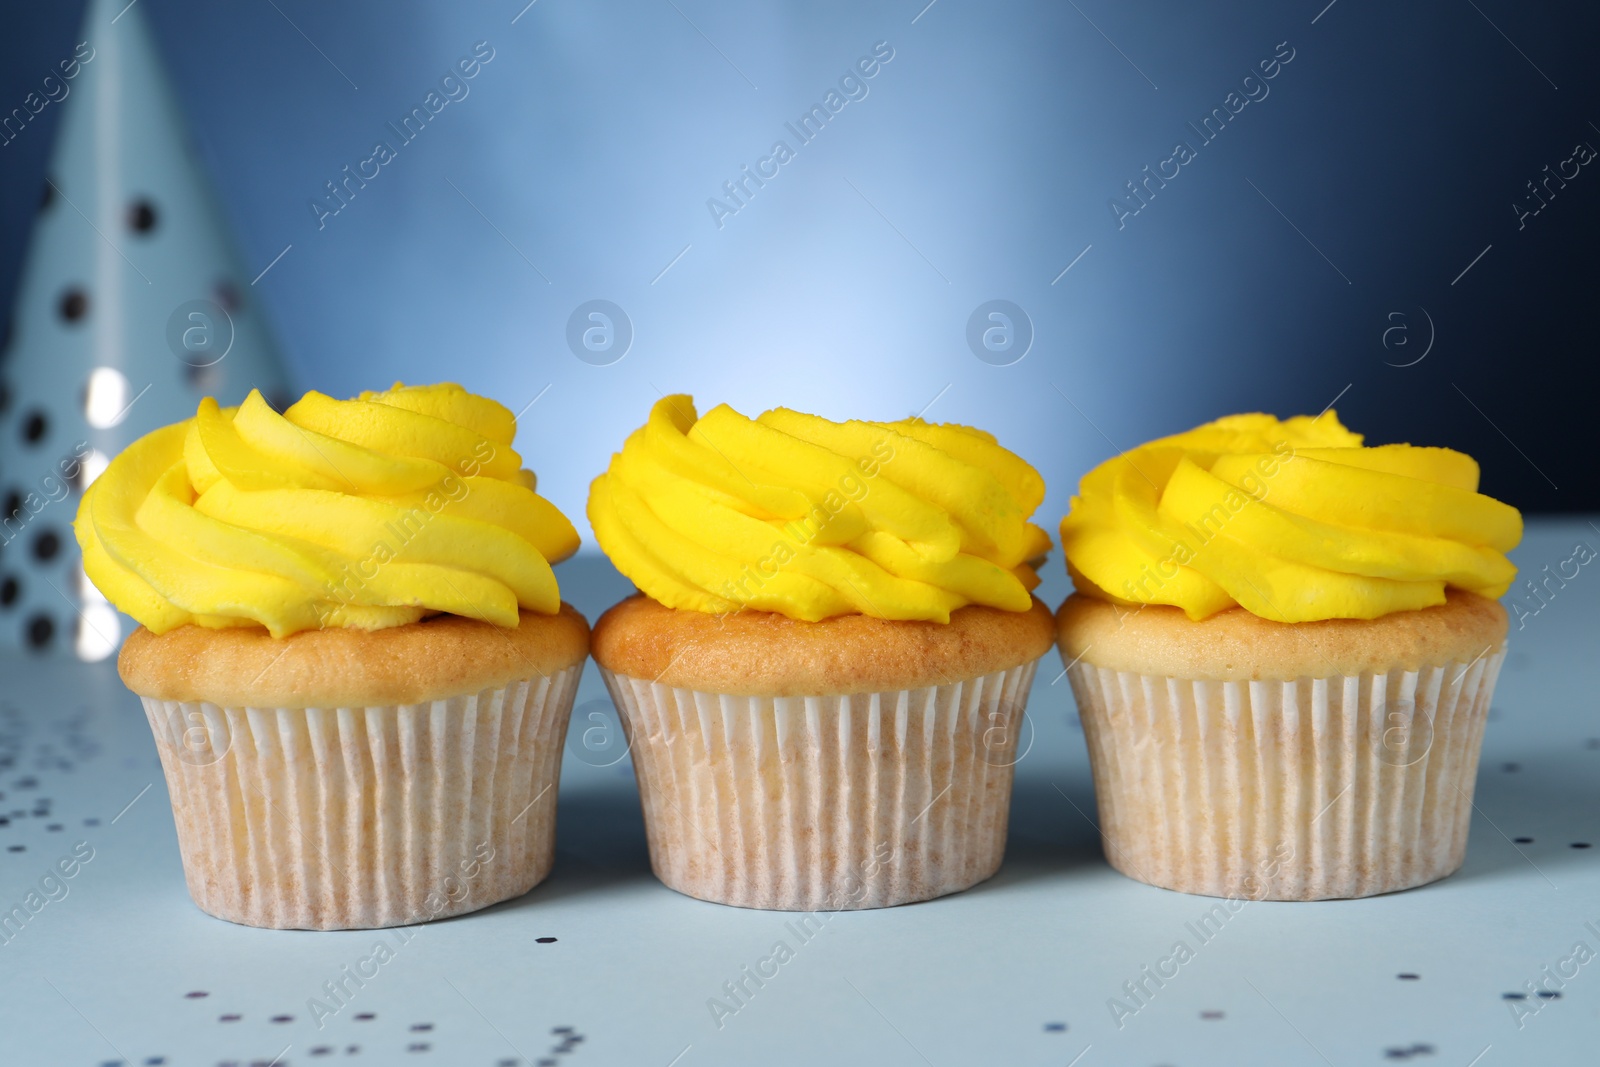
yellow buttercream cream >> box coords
[74,383,578,637]
[1060,411,1522,622]
[587,395,1050,622]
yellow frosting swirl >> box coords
[74,383,579,637]
[1060,411,1521,622]
[587,395,1050,622]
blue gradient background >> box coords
[3,0,1596,542]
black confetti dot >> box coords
[1411,1045,1435,1055]
[354,1012,376,1021]
[1397,973,1420,980]
[21,409,47,444]
[41,181,54,211]
[1,575,18,608]
[214,279,241,313]
[409,1023,433,1032]
[32,529,60,562]
[219,1013,241,1022]
[58,289,88,323]
[1537,990,1562,999]
[550,1028,571,1035]
[7,844,23,852]
[1502,992,1527,1000]
[3,491,20,518]
[270,1014,293,1023]
[1043,1021,1067,1031]
[84,817,99,826]
[144,1057,166,1065]
[1502,762,1520,772]
[1514,837,1534,844]
[1573,843,1592,849]
[310,1049,331,1057]
[46,823,61,832]
[26,613,53,650]
[406,1044,430,1053]
[185,991,209,999]
[1200,1010,1225,1019]
[127,199,158,234]
[535,936,557,944]
[345,1046,360,1055]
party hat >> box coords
[0,0,294,659]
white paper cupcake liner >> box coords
[598,660,1042,911]
[1066,648,1505,900]
[140,663,582,930]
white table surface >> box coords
[1,518,1596,1067]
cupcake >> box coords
[587,395,1054,911]
[1057,411,1521,900]
[75,383,587,929]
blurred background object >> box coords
[0,0,292,657]
[2,1,1594,656]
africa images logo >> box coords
[705,41,896,229]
